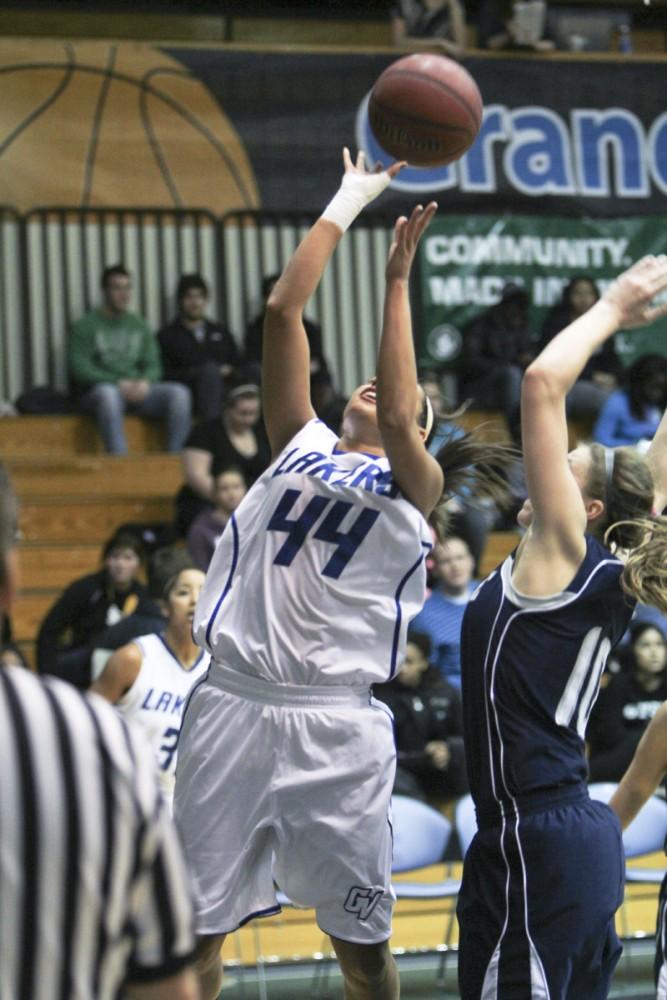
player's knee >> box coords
[193,933,225,974]
[336,940,394,987]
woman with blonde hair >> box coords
[457,254,667,999]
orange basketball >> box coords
[369,53,483,168]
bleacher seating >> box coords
[0,415,182,665]
[0,407,596,666]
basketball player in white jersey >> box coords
[174,150,512,1000]
[92,566,209,808]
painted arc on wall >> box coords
[0,39,259,213]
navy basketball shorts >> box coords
[656,872,667,998]
[457,786,625,999]
[173,663,397,943]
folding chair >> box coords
[391,794,453,871]
[588,782,667,863]
[389,796,461,993]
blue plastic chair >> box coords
[390,796,461,994]
[588,781,667,859]
[391,794,453,872]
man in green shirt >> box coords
[69,265,192,453]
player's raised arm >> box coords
[262,148,404,457]
[519,255,667,569]
[648,412,667,515]
[376,204,444,518]
[609,701,667,829]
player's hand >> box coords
[340,147,406,206]
[602,255,667,330]
[385,202,438,282]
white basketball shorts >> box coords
[173,663,397,944]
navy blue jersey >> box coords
[461,535,634,813]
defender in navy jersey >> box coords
[457,254,667,1000]
[173,151,512,1000]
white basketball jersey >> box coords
[194,419,432,686]
[116,632,210,804]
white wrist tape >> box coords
[321,168,393,232]
[321,188,369,232]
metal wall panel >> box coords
[21,208,219,393]
[220,211,394,396]
[0,208,24,403]
[4,208,393,401]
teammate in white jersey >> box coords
[92,566,208,807]
[174,150,512,1000]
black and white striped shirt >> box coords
[0,666,195,1000]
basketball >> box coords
[368,53,483,168]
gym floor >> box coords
[217,856,662,999]
[219,943,657,998]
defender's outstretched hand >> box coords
[602,254,667,330]
[385,202,438,282]
[322,148,406,233]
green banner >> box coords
[418,215,667,372]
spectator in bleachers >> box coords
[187,467,247,571]
[410,535,477,689]
[245,273,332,388]
[539,277,621,421]
[68,264,192,454]
[175,382,270,535]
[593,353,667,449]
[374,631,468,802]
[390,0,467,58]
[158,273,242,420]
[477,0,554,50]
[36,528,152,689]
[587,623,667,782]
[460,281,538,442]
[90,544,195,681]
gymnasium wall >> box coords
[0,38,665,399]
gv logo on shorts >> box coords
[343,886,383,921]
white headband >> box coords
[603,446,615,507]
[423,394,435,439]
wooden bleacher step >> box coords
[0,414,165,457]
[8,454,182,497]
[18,542,103,590]
[20,496,174,544]
[12,591,59,647]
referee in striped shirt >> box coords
[0,462,199,1000]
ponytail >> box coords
[430,426,519,540]
[585,443,667,613]
[611,515,667,614]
